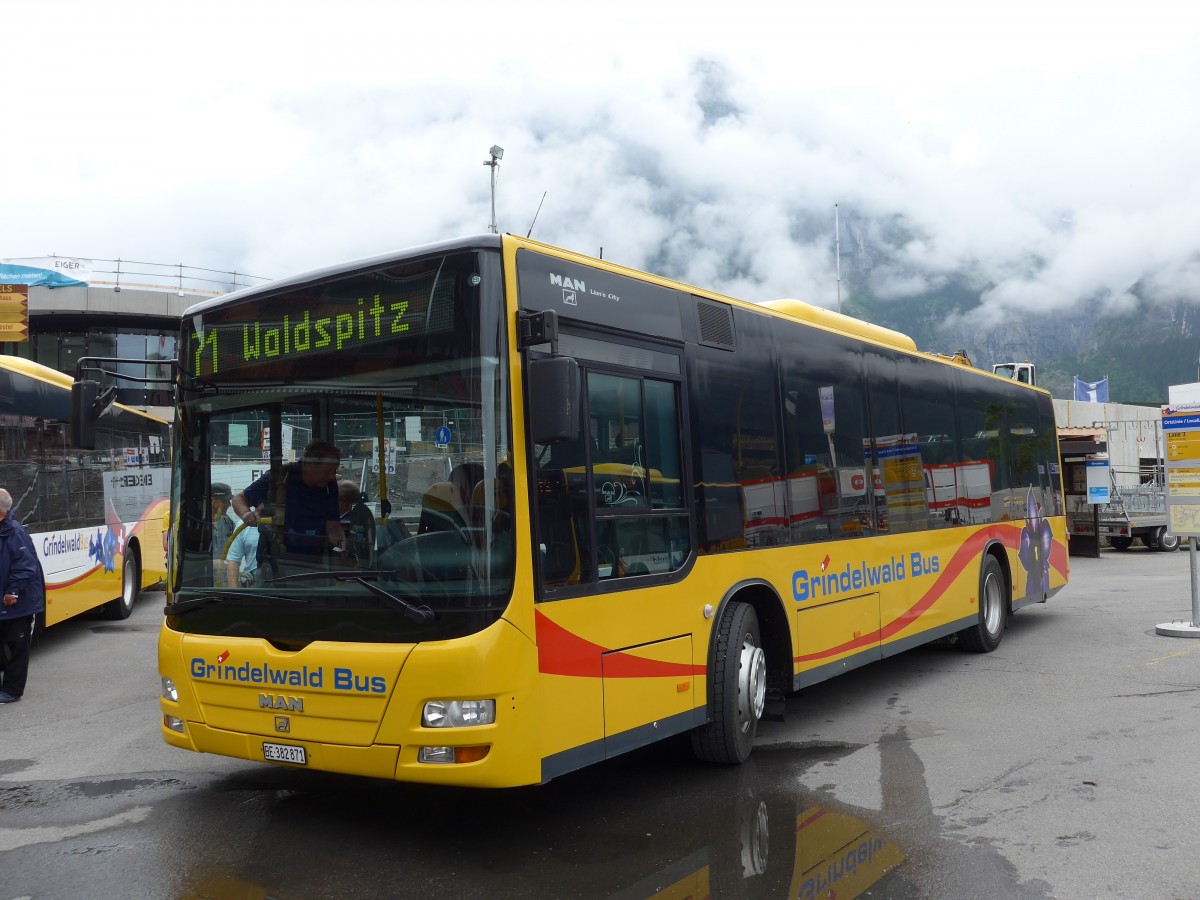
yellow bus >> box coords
[149,234,1066,787]
[0,356,169,627]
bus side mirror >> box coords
[528,356,580,445]
[71,380,116,449]
[71,380,99,449]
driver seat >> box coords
[419,481,467,534]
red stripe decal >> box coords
[534,609,705,678]
[795,524,1068,664]
[797,808,829,833]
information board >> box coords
[1162,404,1200,537]
[1085,458,1110,504]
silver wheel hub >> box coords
[983,573,1002,634]
[739,640,767,730]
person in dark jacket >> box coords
[0,488,46,703]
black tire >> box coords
[1109,536,1133,551]
[1156,528,1181,552]
[104,548,140,620]
[692,601,767,764]
[958,554,1006,653]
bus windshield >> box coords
[168,248,513,644]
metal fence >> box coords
[9,256,272,297]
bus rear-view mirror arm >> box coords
[70,355,184,450]
[520,310,582,445]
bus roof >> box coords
[0,355,74,389]
[183,234,503,318]
[178,233,1043,393]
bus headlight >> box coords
[161,677,178,702]
[422,699,496,728]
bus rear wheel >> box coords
[692,601,767,765]
[104,549,140,620]
[1108,536,1132,551]
[958,554,1006,653]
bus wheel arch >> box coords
[104,541,142,620]
[957,544,1008,653]
[692,582,788,764]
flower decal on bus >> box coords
[88,501,127,573]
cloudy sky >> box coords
[5,1,1200,323]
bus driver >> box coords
[231,440,348,572]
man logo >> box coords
[275,716,291,733]
[549,273,585,292]
[259,693,304,712]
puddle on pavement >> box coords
[165,732,1051,899]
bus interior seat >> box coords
[419,481,467,534]
[449,462,484,506]
[465,480,496,526]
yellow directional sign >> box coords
[0,284,28,342]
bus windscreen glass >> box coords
[170,250,514,644]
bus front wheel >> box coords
[958,554,1006,653]
[692,601,767,765]
[104,549,141,620]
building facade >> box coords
[0,256,268,410]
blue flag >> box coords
[1073,376,1109,403]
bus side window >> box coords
[534,436,593,589]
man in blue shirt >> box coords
[231,440,348,574]
[0,488,46,703]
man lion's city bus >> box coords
[144,234,1065,787]
[0,356,169,627]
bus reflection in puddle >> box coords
[175,752,909,899]
[613,798,906,900]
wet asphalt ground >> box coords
[2,546,1199,899]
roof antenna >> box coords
[526,191,547,238]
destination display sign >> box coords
[190,270,458,379]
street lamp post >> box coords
[484,145,504,233]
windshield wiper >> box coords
[256,570,436,623]
[342,575,434,624]
[164,590,312,616]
